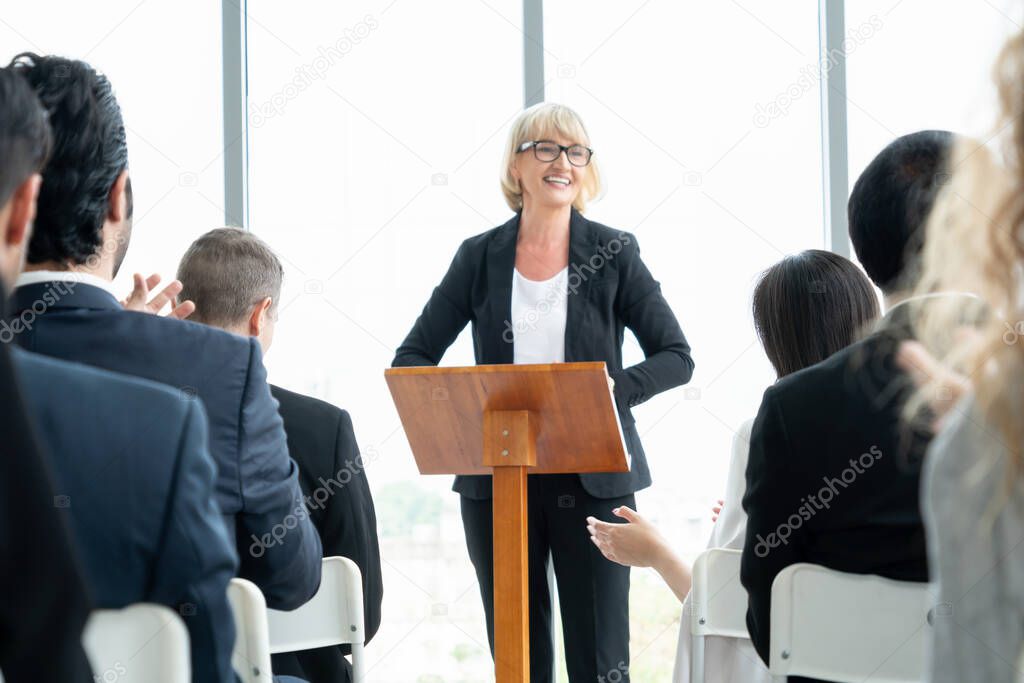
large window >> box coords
[542,3,823,676]
[250,1,824,680]
[247,1,522,680]
[0,0,225,292]
[845,0,1020,190]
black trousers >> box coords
[460,474,634,683]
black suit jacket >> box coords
[392,209,694,499]
[740,309,932,679]
[9,281,322,611]
[269,385,383,683]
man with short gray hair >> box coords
[178,228,383,683]
[177,227,284,347]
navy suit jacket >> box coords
[10,281,322,609]
[0,320,91,682]
[392,209,694,499]
[13,348,238,683]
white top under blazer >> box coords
[510,267,568,365]
[673,417,773,683]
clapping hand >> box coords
[895,340,970,433]
[588,505,693,602]
[586,506,667,569]
[121,273,195,319]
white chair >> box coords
[689,548,750,683]
[84,604,191,683]
[228,576,274,681]
[0,604,190,683]
[229,556,367,682]
[769,563,930,683]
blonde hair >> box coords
[499,102,603,213]
[908,29,1024,485]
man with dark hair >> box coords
[0,65,238,683]
[848,130,953,294]
[10,52,187,315]
[6,54,323,613]
[740,130,954,681]
[16,53,130,272]
[178,228,384,683]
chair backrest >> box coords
[266,556,366,653]
[227,578,274,683]
[689,548,748,639]
[229,556,367,683]
[83,604,190,683]
[769,563,929,683]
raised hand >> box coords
[895,340,970,432]
[121,273,195,320]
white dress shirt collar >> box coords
[16,270,119,300]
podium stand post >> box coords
[483,410,535,683]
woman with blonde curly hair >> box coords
[900,27,1024,682]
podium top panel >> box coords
[384,362,629,476]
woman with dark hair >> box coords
[752,250,880,378]
[588,249,879,683]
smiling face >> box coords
[500,103,602,214]
[511,132,589,212]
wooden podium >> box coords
[384,362,629,683]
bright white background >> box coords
[1,1,1019,680]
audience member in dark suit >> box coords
[0,65,238,683]
[0,306,94,683]
[588,249,881,683]
[177,228,383,683]
[5,53,322,611]
[0,266,92,683]
[0,66,92,683]
[0,373,91,683]
[14,351,241,683]
[740,130,954,681]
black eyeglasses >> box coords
[517,140,593,167]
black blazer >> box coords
[269,385,383,683]
[740,310,932,678]
[392,209,694,499]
